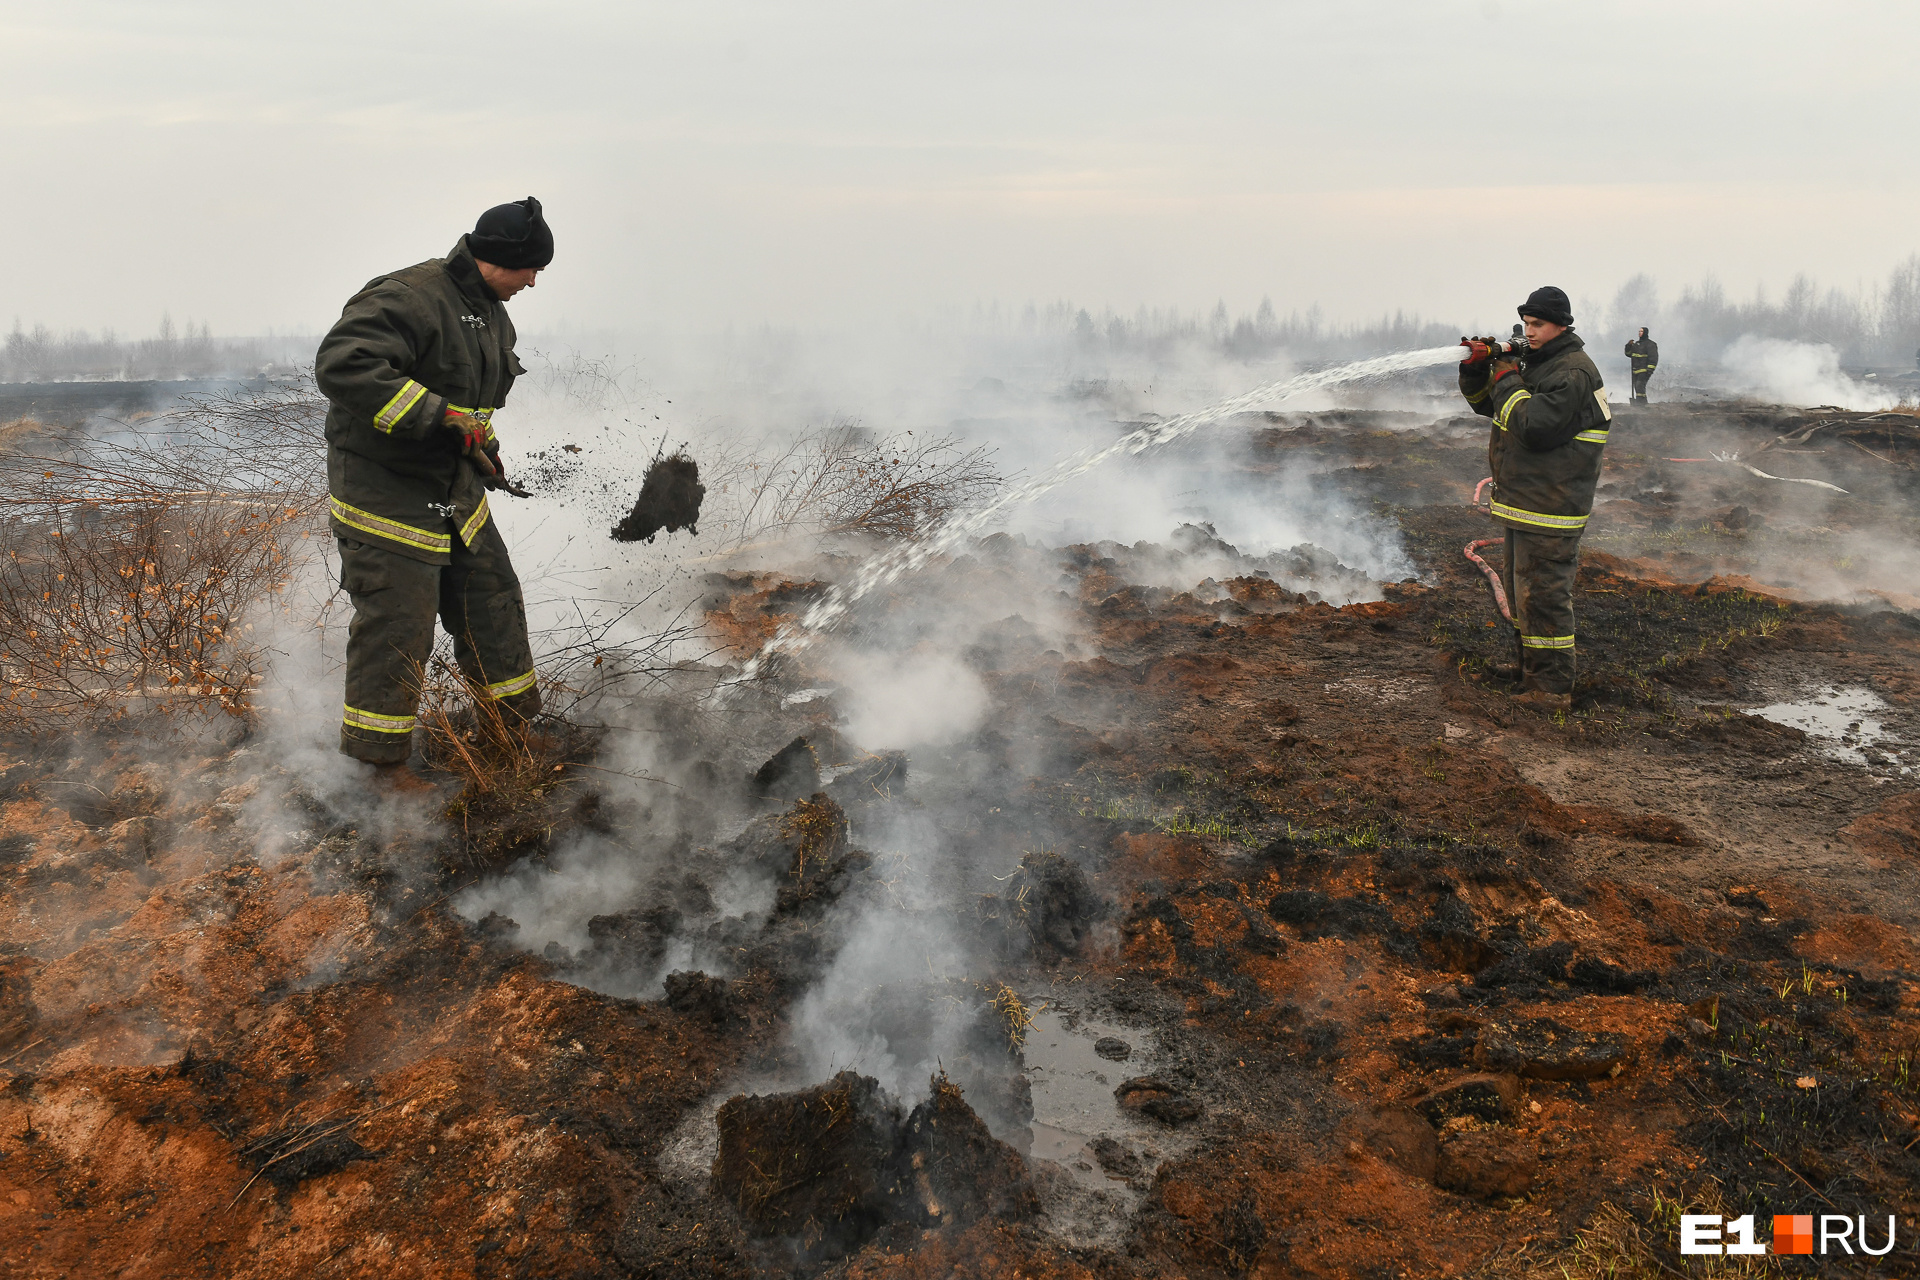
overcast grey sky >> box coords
[5,0,1916,337]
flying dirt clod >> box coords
[612,453,705,543]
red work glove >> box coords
[1489,358,1522,385]
[444,409,500,477]
[445,409,489,452]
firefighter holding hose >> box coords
[1459,286,1611,713]
[315,198,552,789]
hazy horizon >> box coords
[6,1,1918,340]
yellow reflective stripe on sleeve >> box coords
[1489,500,1589,532]
[1493,388,1533,430]
[1519,634,1576,650]
[374,380,428,432]
[484,669,538,700]
[343,705,417,734]
[458,494,491,547]
[1463,386,1490,404]
[328,494,453,554]
[1576,388,1613,443]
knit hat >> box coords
[469,196,553,270]
[1518,285,1573,327]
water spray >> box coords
[715,344,1469,694]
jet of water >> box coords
[721,343,1466,690]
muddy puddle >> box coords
[1024,1008,1189,1170]
[1017,1003,1201,1249]
[1746,684,1911,772]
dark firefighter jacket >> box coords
[315,236,524,564]
[1459,329,1611,536]
[1625,336,1659,376]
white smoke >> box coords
[836,651,991,750]
[1719,337,1898,411]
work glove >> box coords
[479,444,532,498]
[444,408,504,479]
[444,408,490,453]
[463,440,501,479]
[1489,357,1522,385]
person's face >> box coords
[1639,328,1648,340]
[476,261,541,300]
[1523,315,1567,347]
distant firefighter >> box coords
[1458,286,1613,713]
[315,197,554,790]
[1624,327,1658,404]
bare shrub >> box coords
[703,422,1000,549]
[517,345,651,415]
[0,376,327,732]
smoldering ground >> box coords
[438,333,1431,1097]
[6,315,1920,1277]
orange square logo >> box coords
[1773,1214,1814,1255]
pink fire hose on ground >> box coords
[1464,538,1512,622]
[1464,477,1513,622]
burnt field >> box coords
[1,399,1918,1277]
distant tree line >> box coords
[960,253,1920,373]
[951,298,1459,367]
[1,315,313,383]
[1601,257,1920,370]
[14,252,1920,384]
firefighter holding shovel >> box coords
[315,198,552,789]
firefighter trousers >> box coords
[336,521,539,764]
[1501,529,1581,695]
[1630,372,1652,404]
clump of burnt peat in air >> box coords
[612,453,705,543]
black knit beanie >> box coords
[469,196,553,270]
[1518,285,1573,328]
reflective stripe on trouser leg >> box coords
[440,516,541,723]
[344,705,417,734]
[1509,528,1580,695]
[337,535,442,764]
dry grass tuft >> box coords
[413,657,600,868]
[779,794,849,878]
[982,982,1039,1053]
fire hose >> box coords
[1464,539,1512,622]
[1464,477,1512,622]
